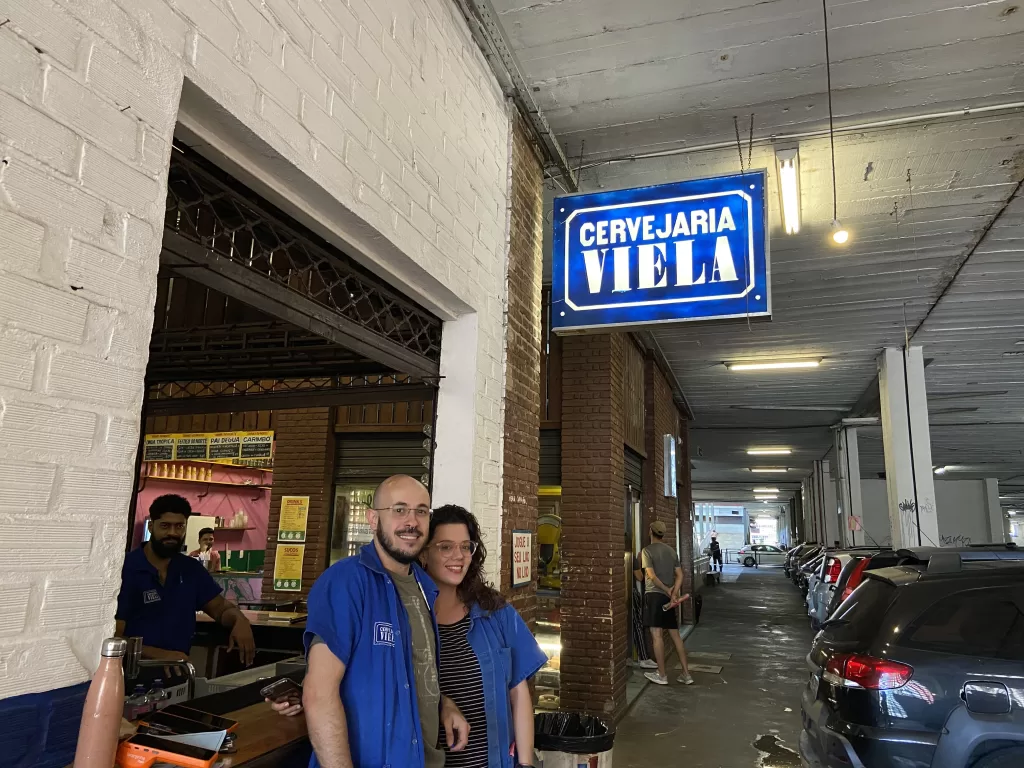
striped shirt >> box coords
[437,615,488,768]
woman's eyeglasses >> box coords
[432,541,479,558]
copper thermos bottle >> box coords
[73,637,127,768]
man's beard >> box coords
[376,520,424,565]
[151,536,183,558]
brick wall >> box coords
[262,408,335,599]
[498,118,543,624]
[642,357,679,540]
[0,0,512,704]
[560,333,628,718]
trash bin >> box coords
[534,711,615,768]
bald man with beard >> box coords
[302,475,470,768]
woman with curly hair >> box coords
[423,504,547,768]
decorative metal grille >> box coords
[164,144,442,362]
[148,374,423,401]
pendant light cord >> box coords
[822,0,838,221]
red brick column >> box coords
[499,117,544,626]
[560,333,628,718]
[262,408,336,599]
[643,357,680,539]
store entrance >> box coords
[126,140,443,679]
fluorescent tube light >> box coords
[776,148,801,234]
[728,360,821,372]
[747,448,792,456]
[751,468,789,473]
[753,488,779,493]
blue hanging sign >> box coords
[551,171,770,332]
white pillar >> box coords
[984,478,1007,543]
[432,313,479,509]
[835,427,865,546]
[818,460,840,547]
[878,347,939,548]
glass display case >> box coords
[534,591,561,710]
[329,485,375,565]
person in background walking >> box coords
[423,504,547,768]
[641,521,694,686]
[631,554,657,669]
[709,534,723,573]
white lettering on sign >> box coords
[581,235,738,294]
[511,531,532,588]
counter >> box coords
[192,610,307,679]
[188,668,311,767]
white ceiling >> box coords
[489,0,1024,506]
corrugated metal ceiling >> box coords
[487,0,1024,505]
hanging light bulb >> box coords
[822,0,850,246]
[831,219,849,245]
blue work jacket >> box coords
[304,543,441,768]
[460,602,549,768]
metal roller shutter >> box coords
[334,434,432,488]
[540,429,562,486]
[624,447,644,490]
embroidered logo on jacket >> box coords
[143,589,161,604]
[374,621,395,647]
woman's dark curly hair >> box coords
[428,504,505,613]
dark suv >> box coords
[800,557,1024,768]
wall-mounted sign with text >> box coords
[511,530,532,588]
[143,431,274,466]
[551,171,769,332]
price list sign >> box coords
[273,544,305,591]
[241,432,273,459]
[174,435,209,460]
[143,435,175,462]
[278,496,310,542]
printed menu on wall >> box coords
[273,544,305,591]
[278,496,310,542]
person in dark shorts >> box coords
[709,535,723,572]
[641,521,694,686]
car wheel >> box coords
[744,556,755,567]
[971,747,1024,767]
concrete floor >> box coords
[613,564,815,768]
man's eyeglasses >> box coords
[431,541,479,558]
[372,504,432,520]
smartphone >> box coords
[260,677,302,704]
[161,704,237,733]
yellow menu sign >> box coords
[278,496,310,542]
[143,431,274,465]
[273,544,305,591]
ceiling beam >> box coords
[145,384,436,416]
[161,232,440,380]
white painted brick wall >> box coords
[0,0,510,699]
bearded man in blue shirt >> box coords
[303,475,470,768]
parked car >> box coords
[800,555,1024,768]
[785,543,818,578]
[798,552,827,598]
[736,543,788,567]
[791,545,824,585]
[807,549,888,629]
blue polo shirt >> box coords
[115,546,222,654]
[304,543,440,768]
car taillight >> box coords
[840,558,872,601]
[825,558,842,584]
[823,653,912,690]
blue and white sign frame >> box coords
[551,171,770,332]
